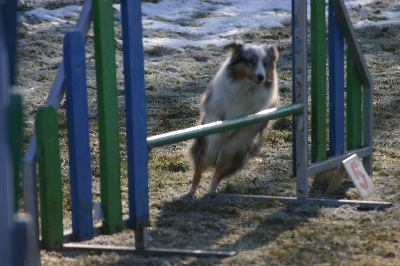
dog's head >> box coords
[224,41,279,86]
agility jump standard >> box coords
[21,0,391,264]
[1,0,32,265]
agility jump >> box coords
[7,0,391,265]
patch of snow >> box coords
[24,5,81,24]
[344,0,375,9]
[22,0,400,48]
[139,0,292,48]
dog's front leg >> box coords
[209,174,221,195]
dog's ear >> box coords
[224,41,244,54]
[266,45,279,62]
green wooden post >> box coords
[346,49,362,150]
[36,105,63,249]
[9,93,23,212]
[92,0,123,234]
[311,0,327,162]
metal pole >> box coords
[292,0,309,200]
[148,104,303,148]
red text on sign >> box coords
[350,161,368,190]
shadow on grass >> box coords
[126,190,322,264]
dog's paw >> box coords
[185,191,197,200]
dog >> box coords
[188,41,280,196]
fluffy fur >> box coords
[188,41,280,195]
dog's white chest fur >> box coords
[203,69,276,122]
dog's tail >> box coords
[189,137,202,163]
[188,115,207,168]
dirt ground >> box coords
[16,0,400,265]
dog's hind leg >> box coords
[209,151,248,194]
[189,159,204,196]
[188,137,206,196]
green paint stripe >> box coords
[346,50,362,150]
[92,0,123,234]
[148,104,304,148]
[9,93,23,212]
[36,105,64,249]
[310,0,327,162]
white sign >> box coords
[343,154,375,198]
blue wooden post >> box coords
[13,214,31,266]
[0,1,15,264]
[64,30,94,242]
[0,55,14,266]
[120,0,149,247]
[328,0,345,156]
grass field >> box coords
[16,0,400,265]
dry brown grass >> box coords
[15,1,400,265]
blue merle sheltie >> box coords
[188,41,280,196]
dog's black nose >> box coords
[256,74,265,83]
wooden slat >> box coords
[328,2,345,157]
[92,0,123,234]
[13,214,31,266]
[9,93,23,212]
[64,30,94,242]
[311,0,327,162]
[120,0,149,236]
[0,12,14,264]
[346,50,362,150]
[36,105,64,249]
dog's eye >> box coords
[262,59,267,67]
[248,57,257,66]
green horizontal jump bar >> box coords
[147,103,304,148]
